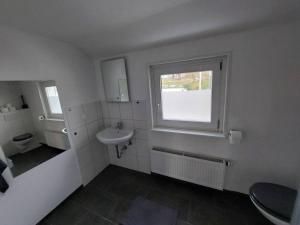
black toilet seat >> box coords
[249,182,297,223]
[12,133,33,142]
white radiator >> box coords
[150,148,226,190]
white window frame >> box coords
[39,81,64,120]
[149,54,229,134]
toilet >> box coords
[12,133,33,153]
[249,183,297,225]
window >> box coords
[150,56,228,133]
[39,81,63,119]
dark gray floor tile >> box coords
[38,166,274,225]
[146,190,190,220]
[77,212,115,225]
[72,185,118,218]
[106,175,149,200]
[45,200,88,225]
[108,197,133,223]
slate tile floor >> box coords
[38,165,272,225]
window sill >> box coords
[45,118,65,122]
[152,127,226,138]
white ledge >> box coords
[44,118,65,122]
[152,127,226,138]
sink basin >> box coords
[96,128,134,145]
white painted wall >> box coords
[0,81,23,109]
[0,26,107,225]
[95,20,300,194]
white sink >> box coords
[96,127,134,145]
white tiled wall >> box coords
[65,101,108,185]
[102,100,150,173]
[64,99,150,185]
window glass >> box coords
[160,71,213,122]
[45,86,62,114]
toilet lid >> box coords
[12,133,33,142]
[249,182,297,222]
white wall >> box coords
[95,20,300,194]
[0,81,23,109]
[0,26,108,225]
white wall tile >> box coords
[65,105,85,130]
[104,118,111,128]
[96,101,103,119]
[134,120,147,129]
[112,154,138,171]
[4,111,23,121]
[83,102,98,123]
[132,100,147,120]
[81,163,97,186]
[7,120,26,138]
[104,146,110,165]
[108,145,116,164]
[101,101,110,118]
[110,118,122,128]
[90,140,107,173]
[87,120,100,141]
[121,119,134,130]
[22,117,35,133]
[136,139,149,157]
[98,119,104,129]
[70,125,89,149]
[120,103,133,119]
[135,128,148,140]
[76,144,93,168]
[137,156,151,174]
[123,139,137,156]
[108,103,120,118]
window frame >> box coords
[39,81,64,120]
[149,55,229,134]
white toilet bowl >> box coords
[12,133,33,152]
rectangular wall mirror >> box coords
[0,80,70,177]
[101,57,130,102]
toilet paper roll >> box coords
[229,130,242,144]
[38,115,45,120]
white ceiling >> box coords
[1,0,300,56]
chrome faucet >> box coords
[115,121,123,130]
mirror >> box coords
[0,80,70,177]
[101,57,130,102]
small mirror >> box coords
[0,80,70,177]
[101,57,130,102]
